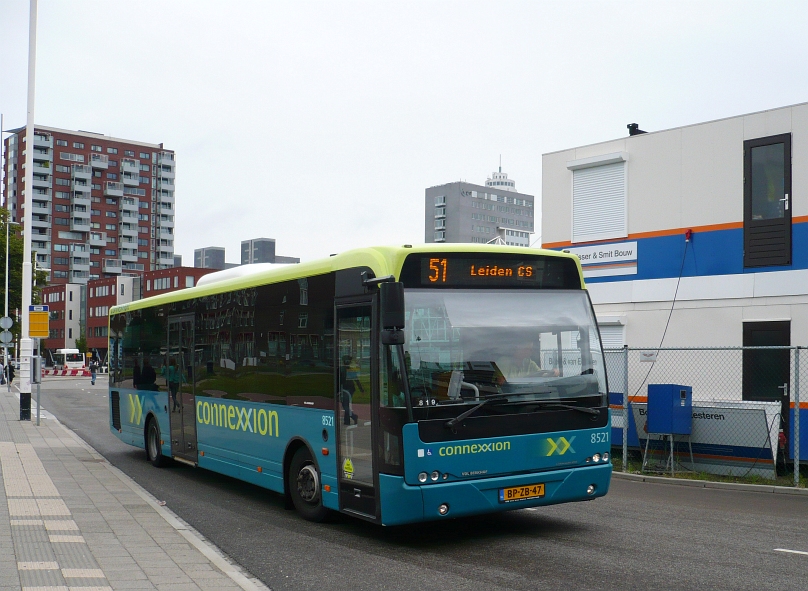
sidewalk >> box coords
[0,388,269,591]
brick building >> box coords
[2,126,176,284]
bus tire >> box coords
[289,447,328,522]
[146,417,167,468]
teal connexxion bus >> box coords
[108,245,612,525]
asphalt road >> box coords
[29,377,808,591]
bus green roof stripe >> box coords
[109,244,584,315]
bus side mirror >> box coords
[380,282,405,346]
[380,282,405,330]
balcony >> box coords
[158,254,175,266]
[32,202,50,213]
[72,179,91,191]
[69,270,90,284]
[120,249,138,263]
[32,174,51,189]
[159,191,174,205]
[32,147,52,160]
[102,258,122,274]
[31,215,51,229]
[119,223,138,237]
[90,153,109,169]
[32,161,51,174]
[70,256,90,272]
[158,178,174,190]
[32,188,52,200]
[71,164,93,179]
[158,216,174,228]
[121,172,139,186]
[104,181,124,197]
[71,218,91,232]
[122,262,144,272]
[120,197,138,212]
[159,166,175,180]
[159,227,174,240]
[121,158,139,174]
[72,193,91,207]
[34,134,53,149]
[89,232,106,247]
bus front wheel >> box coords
[146,418,167,468]
[289,447,328,522]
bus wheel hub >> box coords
[297,464,319,503]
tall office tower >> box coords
[241,237,301,265]
[194,246,226,269]
[241,237,275,264]
[425,168,535,246]
[1,126,176,284]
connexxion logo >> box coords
[128,394,144,426]
[545,436,575,456]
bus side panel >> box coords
[110,387,170,458]
[194,400,337,502]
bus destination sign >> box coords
[400,254,582,290]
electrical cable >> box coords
[632,235,690,398]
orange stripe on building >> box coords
[541,219,808,249]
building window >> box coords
[73,142,84,149]
[56,139,67,147]
[434,195,446,206]
[435,206,445,217]
[124,150,135,157]
[567,153,628,243]
[107,147,118,154]
[743,134,791,267]
[91,145,101,152]
[434,230,445,242]
[107,173,117,180]
[434,219,445,229]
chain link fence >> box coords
[604,347,804,487]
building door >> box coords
[335,302,378,519]
[742,321,790,437]
[168,314,197,462]
[743,134,792,267]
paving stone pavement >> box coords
[0,389,270,591]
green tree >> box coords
[1,209,50,341]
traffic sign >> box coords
[29,312,49,338]
[0,331,12,344]
[0,317,12,330]
[29,305,49,312]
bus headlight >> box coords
[587,484,596,495]
[418,472,428,483]
[430,471,440,481]
[603,452,609,462]
[592,453,601,463]
[438,503,450,515]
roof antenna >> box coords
[499,154,501,173]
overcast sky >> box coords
[2,0,808,264]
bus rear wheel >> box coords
[289,447,328,522]
[146,418,167,468]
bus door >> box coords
[336,302,379,519]
[168,314,197,463]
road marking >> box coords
[774,548,808,556]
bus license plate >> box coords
[499,484,545,503]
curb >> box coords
[31,396,272,591]
[612,470,808,496]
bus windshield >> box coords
[402,289,607,406]
[65,353,84,363]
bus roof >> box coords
[110,244,584,315]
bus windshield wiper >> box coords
[445,396,508,429]
[540,402,599,415]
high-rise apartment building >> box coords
[425,168,535,246]
[241,237,300,264]
[1,126,176,285]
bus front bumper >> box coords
[378,463,612,526]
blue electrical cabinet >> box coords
[647,384,692,435]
